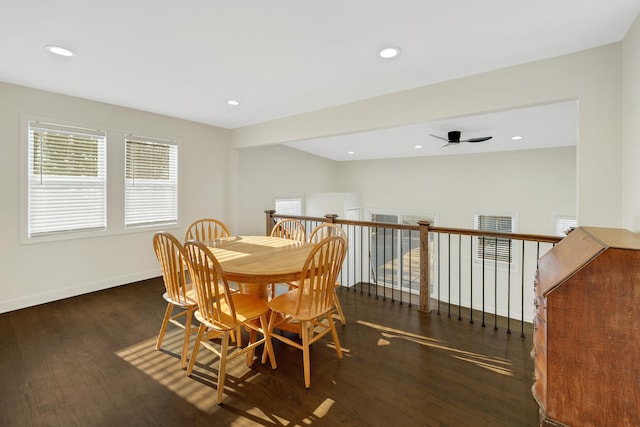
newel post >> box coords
[418,220,432,312]
[265,210,276,236]
[324,214,339,223]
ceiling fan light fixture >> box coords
[379,47,401,59]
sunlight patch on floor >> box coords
[117,328,341,424]
[116,329,263,415]
[357,320,514,376]
[301,398,335,425]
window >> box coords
[27,121,106,237]
[475,214,514,263]
[275,197,302,216]
[125,137,178,227]
[555,216,576,236]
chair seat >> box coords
[162,284,198,308]
[195,293,270,332]
[269,289,330,322]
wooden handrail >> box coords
[266,211,562,244]
[266,210,564,313]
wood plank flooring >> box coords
[0,278,539,426]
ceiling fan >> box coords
[429,130,493,147]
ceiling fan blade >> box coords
[442,142,458,148]
[429,133,449,142]
[462,136,493,143]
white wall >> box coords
[338,147,576,235]
[623,15,640,231]
[305,192,362,218]
[0,82,232,313]
[232,44,622,229]
[234,144,339,235]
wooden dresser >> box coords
[533,227,640,426]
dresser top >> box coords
[580,227,640,250]
[537,227,640,295]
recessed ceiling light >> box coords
[512,136,523,140]
[379,47,401,59]
[45,45,75,57]
[227,100,240,106]
[414,145,423,149]
[347,151,355,155]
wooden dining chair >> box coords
[185,218,248,297]
[308,223,346,242]
[153,232,199,369]
[269,218,307,297]
[264,235,347,388]
[308,223,348,325]
[185,218,231,242]
[183,240,277,404]
[270,218,306,242]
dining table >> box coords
[204,235,315,300]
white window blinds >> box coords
[555,216,576,236]
[125,137,178,227]
[275,198,302,216]
[28,121,107,237]
[475,214,514,263]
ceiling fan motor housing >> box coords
[448,130,461,142]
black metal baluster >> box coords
[507,239,512,334]
[344,224,349,290]
[521,240,526,338]
[458,234,462,321]
[470,235,474,325]
[374,226,379,298]
[399,229,404,305]
[360,225,364,295]
[407,229,412,307]
[382,225,387,301]
[390,227,395,303]
[482,236,486,328]
[437,232,441,315]
[448,233,452,318]
[494,237,498,331]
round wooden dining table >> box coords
[204,235,315,300]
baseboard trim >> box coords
[0,269,160,314]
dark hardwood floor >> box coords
[0,278,539,426]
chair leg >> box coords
[216,332,231,404]
[235,326,242,347]
[187,324,206,376]
[326,313,343,359]
[301,320,311,388]
[246,327,258,366]
[259,313,277,369]
[262,310,278,365]
[333,288,346,324]
[155,303,173,350]
[180,307,194,369]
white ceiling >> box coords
[285,100,578,161]
[0,1,637,160]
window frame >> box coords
[24,119,107,240]
[124,135,179,229]
[555,215,577,236]
[20,115,182,244]
[473,212,517,265]
[274,196,303,216]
